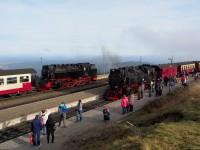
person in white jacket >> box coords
[40,109,50,135]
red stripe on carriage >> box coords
[0,82,32,95]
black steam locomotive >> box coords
[39,63,97,90]
[104,64,161,100]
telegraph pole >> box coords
[168,56,174,66]
[40,57,43,65]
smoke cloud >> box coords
[98,46,121,74]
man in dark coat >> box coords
[46,114,56,144]
[31,115,42,146]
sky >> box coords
[0,0,200,63]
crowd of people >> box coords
[30,99,83,147]
[30,73,193,147]
[31,110,56,146]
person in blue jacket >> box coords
[58,102,68,127]
[31,115,42,146]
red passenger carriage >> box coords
[0,69,36,96]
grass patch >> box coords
[65,80,200,150]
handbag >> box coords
[29,133,33,145]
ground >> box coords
[64,80,200,150]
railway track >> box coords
[0,99,111,144]
[0,79,107,101]
[0,79,108,110]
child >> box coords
[103,106,110,121]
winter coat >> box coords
[121,96,128,108]
[31,115,42,133]
[46,115,55,132]
[128,94,134,105]
[58,103,68,115]
[40,110,49,125]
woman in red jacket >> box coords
[121,95,128,114]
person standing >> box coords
[137,85,142,100]
[169,77,174,93]
[155,79,162,96]
[121,95,128,114]
[31,115,42,146]
[58,102,68,127]
[141,80,145,98]
[183,76,187,87]
[181,75,185,85]
[46,114,56,144]
[103,106,110,121]
[76,99,83,122]
[40,109,49,135]
[128,92,134,112]
[138,79,145,100]
[164,77,169,87]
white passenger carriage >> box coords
[0,69,36,96]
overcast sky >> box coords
[0,0,200,62]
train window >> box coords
[0,78,4,85]
[7,77,17,84]
[20,76,29,83]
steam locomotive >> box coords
[39,63,97,90]
[0,63,97,96]
[104,64,161,101]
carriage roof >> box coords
[173,61,196,65]
[158,64,177,68]
[0,68,36,76]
